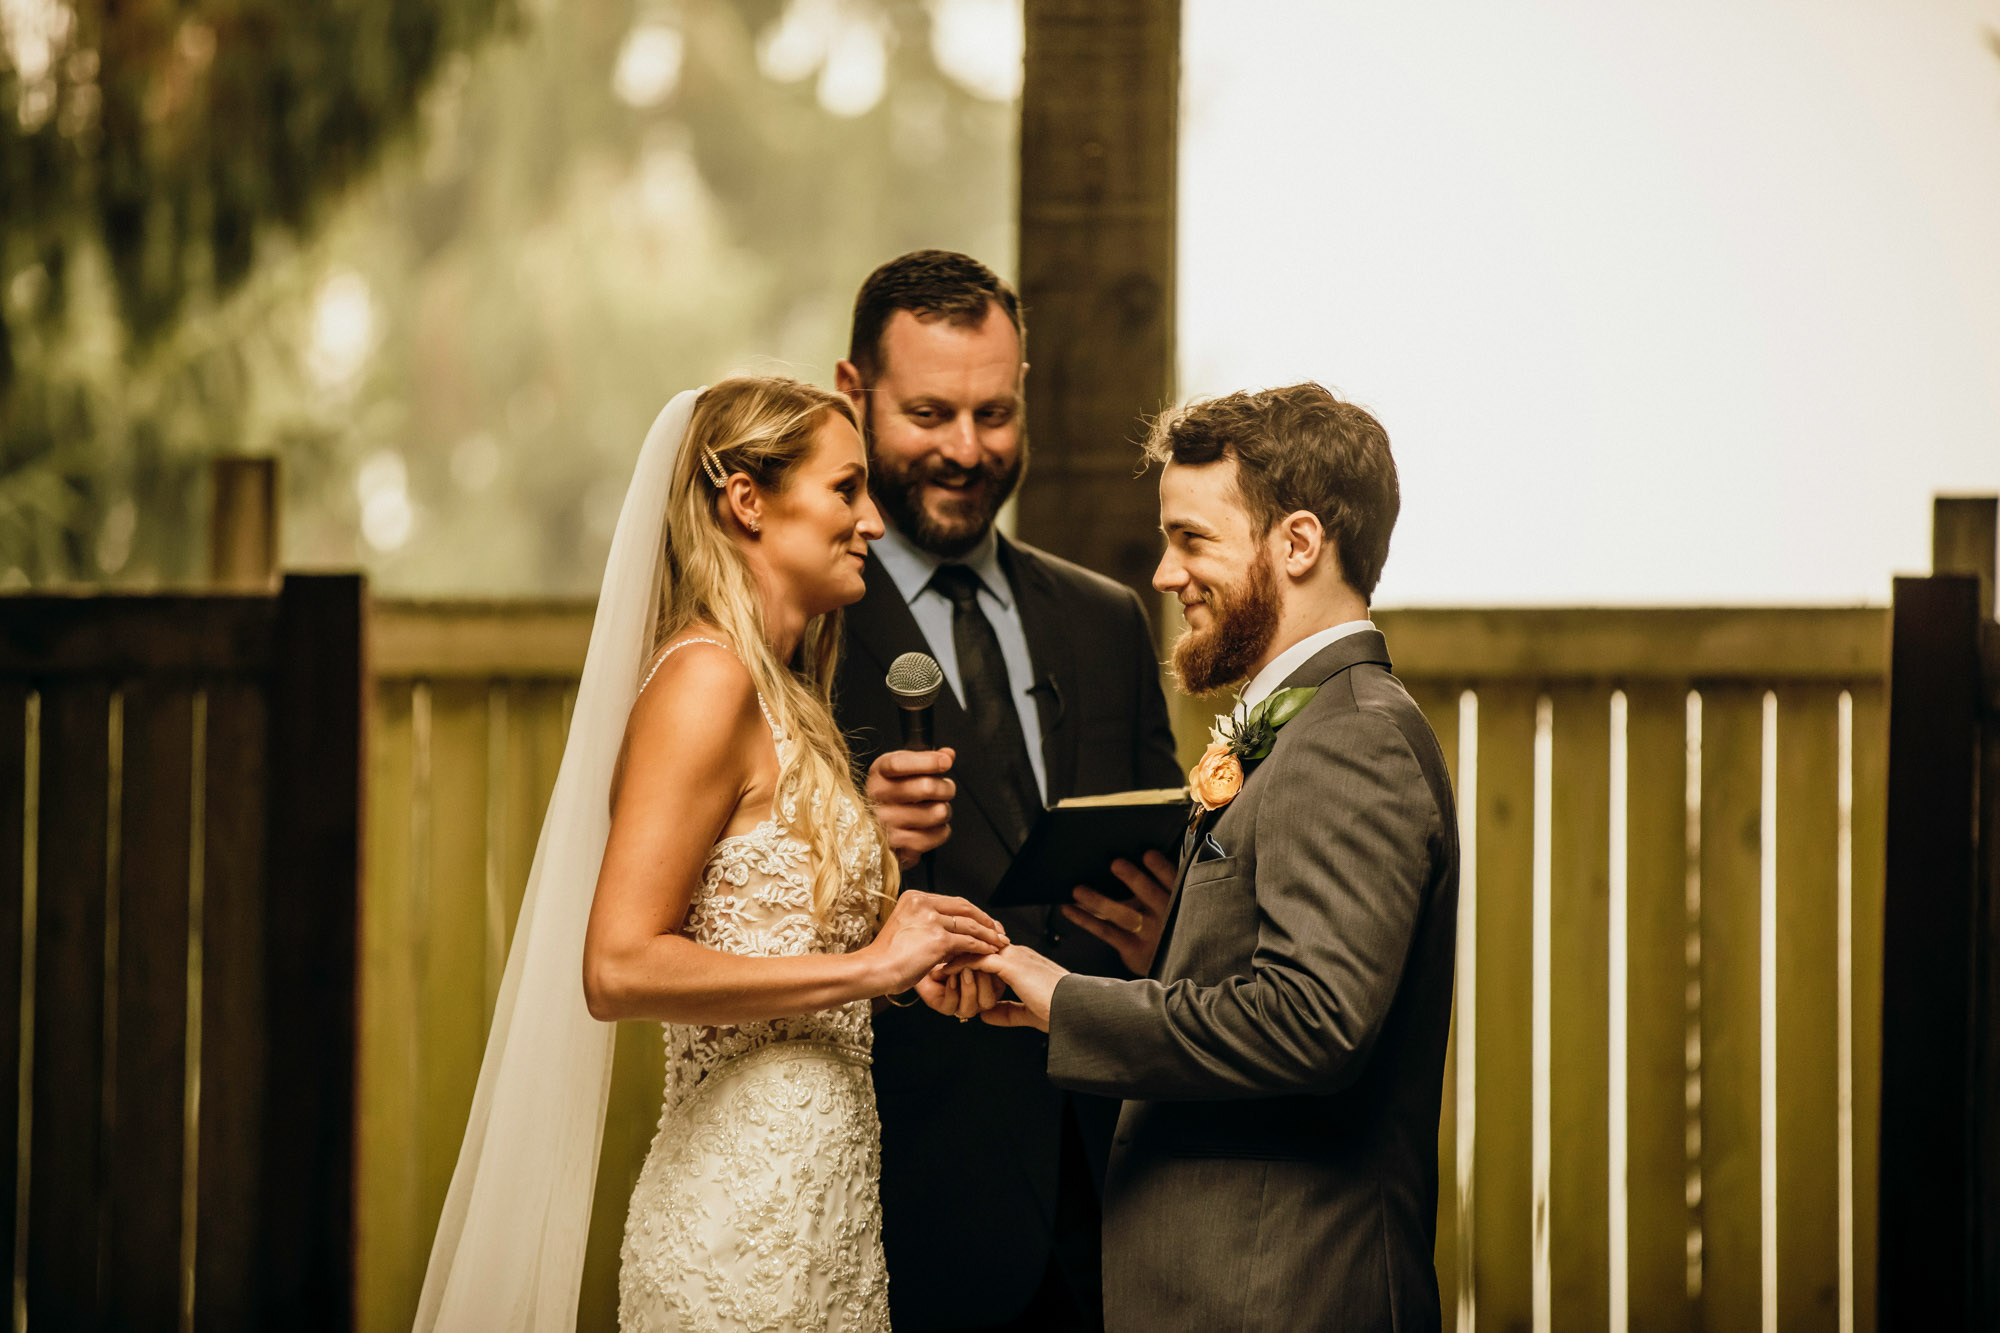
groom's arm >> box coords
[1045,710,1440,1101]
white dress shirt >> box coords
[1239,618,1378,710]
[870,524,1049,801]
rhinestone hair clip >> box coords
[697,446,729,488]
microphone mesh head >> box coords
[886,651,944,707]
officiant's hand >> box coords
[1061,851,1176,976]
[970,945,1068,1033]
[867,748,956,869]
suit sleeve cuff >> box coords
[1045,972,1134,1093]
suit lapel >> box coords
[1144,628,1395,980]
[1001,538,1082,804]
[845,549,1020,850]
[1149,802,1223,980]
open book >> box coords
[989,787,1192,907]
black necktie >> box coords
[929,563,1043,846]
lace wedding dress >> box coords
[617,640,892,1332]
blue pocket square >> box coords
[1195,833,1228,863]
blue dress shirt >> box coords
[869,524,1049,802]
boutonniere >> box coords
[1188,686,1320,811]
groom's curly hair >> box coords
[1144,383,1400,601]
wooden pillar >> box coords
[1942,496,2000,1327]
[1015,0,1180,620]
[1877,571,1982,1329]
[211,457,279,590]
[1877,493,2000,1330]
[258,574,364,1326]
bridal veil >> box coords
[414,389,701,1332]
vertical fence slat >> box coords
[1474,684,1538,1329]
[359,682,421,1333]
[104,683,193,1327]
[500,682,570,954]
[1408,682,1462,1305]
[193,681,268,1328]
[0,682,23,1311]
[1847,683,1887,1333]
[1775,686,1840,1329]
[26,682,108,1323]
[1623,684,1696,1333]
[419,682,495,1265]
[1550,685,1612,1331]
[1698,685,1765,1329]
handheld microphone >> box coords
[886,651,944,751]
[886,652,946,895]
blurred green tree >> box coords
[1,0,1020,593]
[1,0,514,583]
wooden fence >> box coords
[1365,609,1887,1333]
[0,576,363,1331]
[356,599,1889,1333]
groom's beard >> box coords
[864,403,1026,559]
[1170,550,1281,697]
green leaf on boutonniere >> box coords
[1261,687,1318,730]
[1218,686,1319,764]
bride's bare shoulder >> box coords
[613,637,763,809]
[632,636,758,730]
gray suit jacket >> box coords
[1045,629,1458,1332]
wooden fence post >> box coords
[1879,493,2000,1330]
[258,573,364,1327]
[1015,0,1180,618]
[1933,496,1997,621]
[211,458,279,591]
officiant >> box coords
[831,250,1183,1333]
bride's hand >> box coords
[862,891,1008,994]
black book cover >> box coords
[989,788,1192,907]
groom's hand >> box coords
[914,963,1004,1021]
[1061,851,1175,976]
[971,945,1068,1033]
[867,748,956,869]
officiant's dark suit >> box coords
[834,535,1181,1330]
[1047,627,1459,1333]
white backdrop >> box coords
[1179,0,2000,605]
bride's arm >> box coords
[581,646,1005,1025]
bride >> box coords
[414,377,1009,1332]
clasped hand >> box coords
[909,848,1178,1029]
[917,944,1072,1031]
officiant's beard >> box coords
[1170,549,1282,697]
[864,408,1026,559]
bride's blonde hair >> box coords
[653,376,899,922]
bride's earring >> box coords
[748,519,761,534]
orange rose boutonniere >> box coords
[1189,743,1244,810]
[1188,686,1320,812]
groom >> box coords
[975,383,1460,1332]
